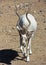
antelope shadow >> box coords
[0,49,19,64]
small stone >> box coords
[0,11,3,14]
[39,10,42,12]
[8,29,12,33]
[43,15,45,17]
[44,28,46,30]
[8,5,11,8]
[38,0,40,2]
[12,27,15,30]
[43,20,46,23]
[34,10,36,13]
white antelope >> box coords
[16,6,37,62]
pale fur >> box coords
[16,13,37,62]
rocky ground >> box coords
[0,0,46,65]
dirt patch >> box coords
[0,0,46,65]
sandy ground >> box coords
[0,0,46,65]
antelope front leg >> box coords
[26,37,32,62]
[21,34,27,56]
[26,42,30,62]
[19,34,23,52]
[29,32,34,54]
[29,37,32,55]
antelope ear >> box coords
[15,5,20,19]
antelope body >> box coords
[16,7,37,62]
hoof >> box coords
[26,57,30,62]
[26,59,30,62]
[29,51,32,55]
[23,53,27,57]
